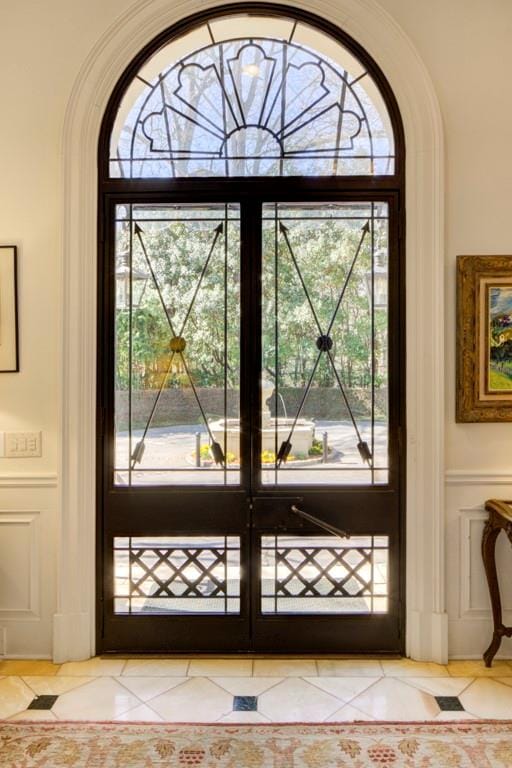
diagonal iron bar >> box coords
[279,221,323,332]
[277,220,371,467]
[178,222,223,336]
[134,223,178,336]
[130,351,176,468]
[130,222,225,468]
[326,221,370,338]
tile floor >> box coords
[1,658,512,722]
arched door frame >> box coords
[55,0,446,662]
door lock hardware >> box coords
[290,505,350,540]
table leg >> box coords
[482,519,504,667]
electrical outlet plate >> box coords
[4,431,42,458]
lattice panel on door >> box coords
[114,536,240,614]
[261,535,388,614]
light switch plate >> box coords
[4,431,42,458]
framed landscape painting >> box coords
[0,245,19,372]
[457,255,512,421]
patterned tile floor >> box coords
[1,658,512,722]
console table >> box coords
[482,498,512,666]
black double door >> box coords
[98,187,404,654]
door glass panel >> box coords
[114,204,241,486]
[261,535,388,614]
[261,202,389,485]
[114,536,240,614]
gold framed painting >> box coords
[457,255,512,421]
[0,245,19,373]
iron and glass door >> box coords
[98,193,403,653]
[252,200,400,651]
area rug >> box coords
[1,721,512,767]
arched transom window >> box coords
[109,14,395,177]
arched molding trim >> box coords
[55,0,445,662]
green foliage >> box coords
[261,218,388,391]
[308,438,324,456]
[115,214,388,396]
[116,218,240,391]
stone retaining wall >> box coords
[116,387,387,430]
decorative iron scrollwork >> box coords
[111,35,394,178]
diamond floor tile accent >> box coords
[233,695,257,711]
[435,696,464,711]
[27,695,58,711]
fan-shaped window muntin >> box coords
[109,17,395,178]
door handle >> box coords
[248,496,303,509]
[290,505,350,540]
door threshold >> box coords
[100,652,403,659]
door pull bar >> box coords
[290,505,350,540]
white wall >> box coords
[0,0,127,657]
[379,0,512,657]
[0,0,511,658]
